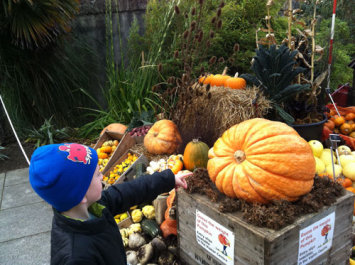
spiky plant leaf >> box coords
[274,104,295,124]
[1,0,79,49]
[272,84,310,102]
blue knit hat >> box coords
[29,143,98,212]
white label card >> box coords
[195,210,235,265]
[297,211,335,265]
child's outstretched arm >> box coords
[174,171,192,189]
[100,169,189,215]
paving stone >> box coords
[0,232,50,265]
[0,201,52,243]
[4,167,29,186]
[1,181,42,210]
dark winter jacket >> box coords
[50,169,175,265]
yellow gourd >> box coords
[142,205,155,219]
[128,223,142,234]
[131,209,143,223]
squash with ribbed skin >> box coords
[160,190,177,238]
[144,120,182,155]
[207,118,315,203]
[183,139,209,171]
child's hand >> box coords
[174,171,193,189]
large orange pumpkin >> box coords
[183,139,209,171]
[100,123,127,136]
[144,119,182,155]
[207,118,315,203]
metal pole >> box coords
[325,0,340,116]
[0,95,30,166]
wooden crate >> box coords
[177,189,354,265]
[128,125,152,144]
[96,132,136,175]
[103,150,149,187]
[117,211,133,229]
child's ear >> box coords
[80,195,88,204]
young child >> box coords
[29,143,190,265]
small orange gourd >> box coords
[144,119,182,155]
[224,73,246,90]
[333,115,346,127]
[345,113,355,121]
[210,74,230,87]
[97,152,108,159]
[336,177,352,188]
[340,123,352,135]
[100,146,112,153]
[324,120,335,130]
[198,74,214,85]
[160,190,177,238]
[207,118,315,203]
[168,155,184,174]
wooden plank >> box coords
[265,194,353,264]
[178,191,265,265]
[102,132,135,175]
[103,150,148,188]
[177,189,354,265]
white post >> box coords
[0,95,30,166]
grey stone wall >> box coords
[73,0,147,104]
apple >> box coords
[314,157,326,175]
[339,154,355,168]
[320,149,337,166]
[308,140,324,157]
[337,145,352,156]
[325,164,342,178]
[343,162,355,181]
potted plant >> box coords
[241,0,328,141]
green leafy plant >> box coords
[126,111,155,132]
[79,0,162,139]
[242,44,310,124]
[0,146,8,160]
[0,0,98,133]
[1,0,79,49]
[25,117,73,148]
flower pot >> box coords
[291,114,327,142]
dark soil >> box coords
[186,168,345,230]
[0,142,36,173]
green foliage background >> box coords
[0,0,98,136]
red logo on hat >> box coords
[59,143,92,164]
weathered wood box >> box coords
[177,189,354,265]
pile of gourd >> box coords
[119,204,177,265]
[198,72,246,90]
[97,140,119,171]
[103,152,138,186]
[146,155,183,175]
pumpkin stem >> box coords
[234,150,246,163]
[222,66,228,76]
[153,132,158,137]
[234,72,239,78]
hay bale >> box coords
[172,84,271,150]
